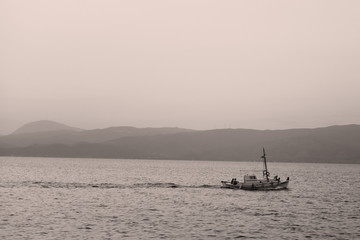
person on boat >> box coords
[231,178,234,184]
[234,178,237,185]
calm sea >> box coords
[0,157,359,239]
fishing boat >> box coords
[221,148,290,190]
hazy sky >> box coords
[1,0,360,134]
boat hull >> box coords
[221,179,289,190]
[221,181,242,189]
[241,179,289,190]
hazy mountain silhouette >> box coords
[11,120,83,135]
[0,121,359,163]
[0,121,195,147]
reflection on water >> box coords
[0,157,359,239]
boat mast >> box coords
[262,147,269,181]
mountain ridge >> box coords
[11,120,83,135]
[1,121,196,147]
[0,121,359,164]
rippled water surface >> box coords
[0,157,359,239]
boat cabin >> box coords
[244,174,258,182]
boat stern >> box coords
[221,180,242,189]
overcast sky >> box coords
[1,0,360,134]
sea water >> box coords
[0,157,359,239]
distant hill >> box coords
[12,120,83,135]
[0,121,359,164]
[0,121,196,147]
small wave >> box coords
[195,184,220,189]
[133,182,179,188]
[15,181,223,190]
[26,181,127,189]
